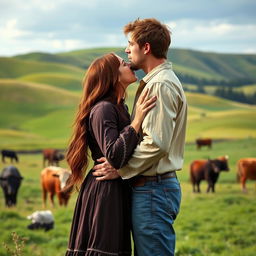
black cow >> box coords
[190,156,229,193]
[1,150,19,163]
[0,166,23,207]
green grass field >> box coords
[1,47,256,255]
[0,79,256,149]
[0,57,84,79]
[0,138,255,256]
[18,73,82,91]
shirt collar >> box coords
[142,61,173,84]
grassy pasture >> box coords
[173,64,219,80]
[0,81,74,127]
[0,138,255,256]
[18,73,82,91]
[0,80,256,149]
[0,58,84,79]
[0,49,256,255]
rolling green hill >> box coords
[0,78,80,149]
[18,73,82,91]
[0,57,84,79]
[1,77,255,149]
[14,52,86,68]
[0,79,79,128]
[15,48,126,70]
[168,48,256,80]
[0,47,255,149]
[0,48,255,256]
[14,47,256,81]
[185,92,252,111]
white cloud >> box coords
[168,19,256,53]
[50,39,85,51]
[0,19,30,39]
[0,0,255,55]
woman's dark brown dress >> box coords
[66,100,139,256]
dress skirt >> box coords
[66,170,132,256]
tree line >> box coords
[214,87,256,105]
[178,73,255,88]
[177,73,256,105]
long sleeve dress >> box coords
[66,100,139,256]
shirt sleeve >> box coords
[90,102,139,169]
[118,82,179,179]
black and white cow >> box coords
[0,166,23,207]
[27,210,54,231]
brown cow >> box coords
[42,149,64,167]
[237,158,256,192]
[41,167,71,207]
[196,138,212,150]
[190,156,229,193]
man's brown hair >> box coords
[123,18,171,59]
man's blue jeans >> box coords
[131,177,181,256]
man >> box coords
[93,18,187,256]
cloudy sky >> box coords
[1,0,256,56]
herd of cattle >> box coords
[0,144,256,210]
[0,149,70,209]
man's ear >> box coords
[143,43,151,55]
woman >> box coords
[65,53,156,256]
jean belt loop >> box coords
[157,174,161,183]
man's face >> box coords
[125,34,145,71]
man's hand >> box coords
[92,157,120,180]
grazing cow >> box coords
[27,210,54,232]
[1,150,19,163]
[237,158,256,192]
[190,156,229,193]
[196,138,212,150]
[0,166,23,207]
[41,166,72,207]
[42,149,64,167]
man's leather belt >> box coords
[131,171,177,187]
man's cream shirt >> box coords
[118,62,187,179]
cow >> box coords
[41,166,72,207]
[1,150,19,163]
[190,156,229,193]
[0,166,23,207]
[42,149,64,167]
[27,210,54,232]
[237,158,256,192]
[196,138,212,150]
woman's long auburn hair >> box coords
[65,53,124,191]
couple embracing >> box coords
[65,18,187,256]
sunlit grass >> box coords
[0,139,255,255]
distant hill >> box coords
[14,47,256,87]
[168,49,256,81]
[19,73,82,91]
[0,57,84,79]
[14,52,86,69]
[0,79,79,129]
[0,47,255,149]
